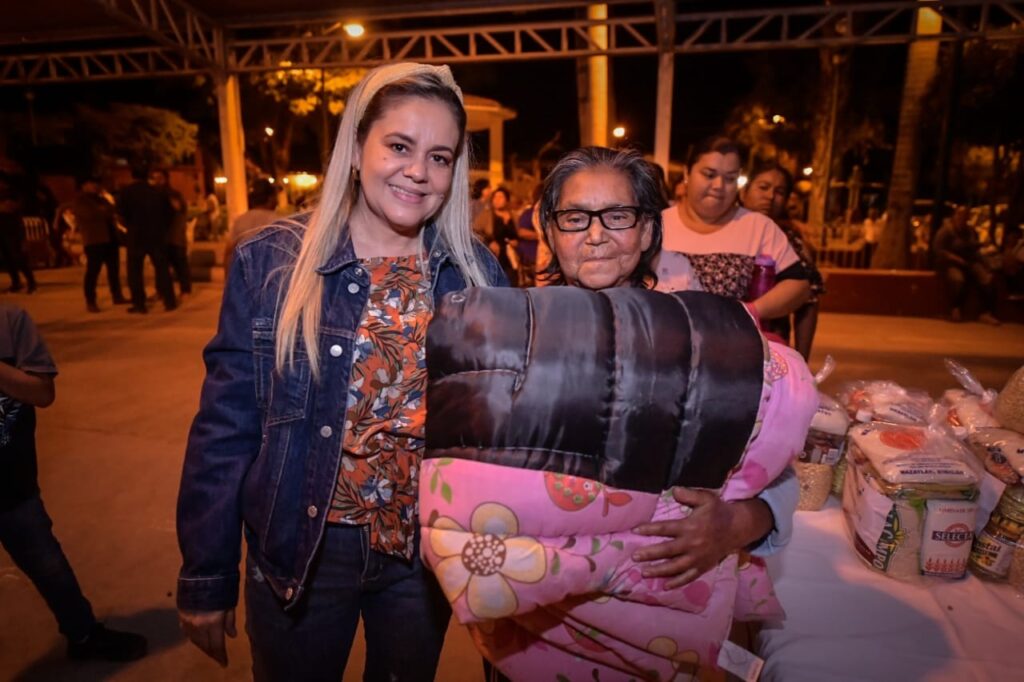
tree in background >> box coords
[77,103,197,168]
[247,65,366,180]
[724,103,809,173]
[876,7,942,269]
[921,32,1024,243]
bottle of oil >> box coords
[969,485,1024,580]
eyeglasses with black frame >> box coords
[551,206,643,232]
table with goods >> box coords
[755,361,1024,681]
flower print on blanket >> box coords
[429,502,547,619]
[420,340,817,680]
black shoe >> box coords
[112,295,130,305]
[164,302,178,312]
[26,283,37,294]
[86,303,101,313]
[68,623,147,662]
[126,306,148,314]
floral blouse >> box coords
[685,252,754,299]
[327,255,431,559]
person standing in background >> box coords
[0,173,36,294]
[71,178,127,313]
[150,169,192,301]
[224,179,280,272]
[117,166,176,314]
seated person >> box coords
[934,206,1000,325]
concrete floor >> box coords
[1,265,1021,681]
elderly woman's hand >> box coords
[631,487,774,589]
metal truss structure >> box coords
[94,0,219,66]
[2,0,1023,85]
[229,0,1024,73]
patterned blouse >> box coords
[327,255,432,560]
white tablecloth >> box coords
[757,498,1024,682]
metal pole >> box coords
[932,38,964,239]
[653,0,676,173]
[321,67,330,168]
[215,71,249,226]
[587,3,609,147]
[820,51,841,250]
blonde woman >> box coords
[176,63,506,681]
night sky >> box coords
[1,46,908,179]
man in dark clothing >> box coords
[72,179,127,312]
[0,173,37,294]
[117,167,176,313]
[149,169,192,299]
[933,206,1000,325]
[0,303,147,661]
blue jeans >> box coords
[0,495,96,641]
[245,524,451,682]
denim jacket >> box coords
[176,221,507,612]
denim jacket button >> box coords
[306,505,318,518]
[319,425,333,438]
[348,283,360,294]
[285,587,294,600]
[330,344,342,357]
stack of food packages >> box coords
[796,359,1024,585]
[795,357,850,510]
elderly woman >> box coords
[420,147,813,681]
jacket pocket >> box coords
[252,316,311,424]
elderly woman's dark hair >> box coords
[538,146,665,288]
[747,159,794,197]
[685,135,744,170]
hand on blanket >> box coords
[631,487,774,588]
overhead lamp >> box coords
[802,166,813,176]
[612,126,626,139]
[344,23,366,38]
[737,175,748,189]
[265,127,275,137]
[214,176,228,185]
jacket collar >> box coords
[315,222,450,275]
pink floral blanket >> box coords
[420,342,816,681]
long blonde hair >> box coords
[274,63,489,376]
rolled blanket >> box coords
[420,287,816,681]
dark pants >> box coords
[166,244,192,295]
[127,243,176,310]
[245,524,451,682]
[0,225,36,291]
[83,243,124,305]
[0,495,96,642]
[764,301,820,361]
[942,263,997,314]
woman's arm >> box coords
[176,250,264,612]
[753,278,810,320]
